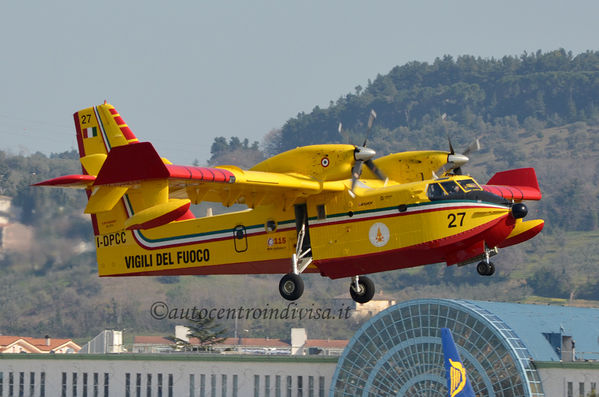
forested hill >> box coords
[269,49,599,155]
[2,49,599,339]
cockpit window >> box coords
[427,183,446,200]
[456,178,481,192]
[440,181,461,195]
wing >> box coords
[35,141,346,211]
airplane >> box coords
[35,102,544,303]
[442,328,476,397]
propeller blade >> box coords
[351,160,363,192]
[365,159,387,182]
[368,109,377,129]
[447,136,455,155]
[362,109,377,147]
[338,122,350,144]
[435,163,454,177]
[462,138,481,156]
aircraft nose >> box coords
[511,203,528,219]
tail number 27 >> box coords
[447,212,466,228]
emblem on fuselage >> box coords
[369,222,390,247]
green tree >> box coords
[167,317,227,352]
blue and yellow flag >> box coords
[442,328,475,397]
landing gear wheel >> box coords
[476,261,495,276]
[476,261,487,276]
[350,276,375,304]
[279,273,304,301]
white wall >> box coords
[0,355,337,397]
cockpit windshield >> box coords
[440,181,461,195]
[428,179,482,201]
[456,178,482,192]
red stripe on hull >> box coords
[315,214,515,279]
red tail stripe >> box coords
[120,126,137,140]
[74,112,86,160]
[113,116,126,125]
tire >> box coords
[279,273,304,301]
[350,276,375,304]
[486,262,495,276]
[476,261,488,276]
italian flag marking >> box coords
[84,127,98,138]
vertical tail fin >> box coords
[442,328,475,397]
[73,103,141,236]
[74,103,139,175]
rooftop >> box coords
[460,300,599,361]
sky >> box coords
[1,1,598,165]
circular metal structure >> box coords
[331,299,544,396]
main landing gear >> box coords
[279,222,312,301]
[476,247,497,276]
[278,203,377,303]
[277,221,376,303]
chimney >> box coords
[44,335,51,347]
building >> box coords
[0,335,80,354]
[132,327,347,357]
[3,299,599,396]
[79,330,124,354]
[0,354,336,397]
[331,298,599,396]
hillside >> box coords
[2,49,599,340]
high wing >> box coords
[35,140,347,213]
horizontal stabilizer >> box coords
[32,174,96,189]
[80,153,107,176]
[124,199,191,230]
[85,186,129,214]
[95,142,169,185]
[483,168,542,201]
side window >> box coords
[427,183,445,200]
[266,220,277,232]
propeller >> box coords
[435,137,481,177]
[348,110,388,193]
[455,138,481,174]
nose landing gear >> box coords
[476,246,497,276]
[349,275,375,304]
